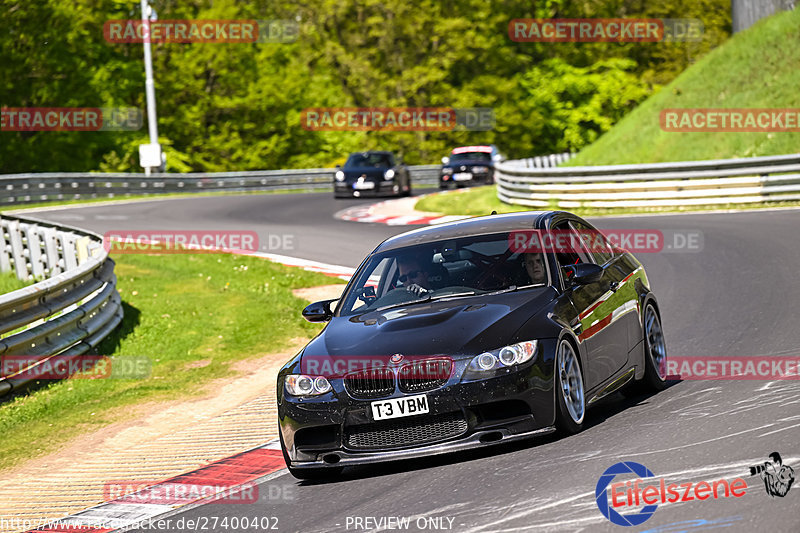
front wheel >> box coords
[555,339,585,434]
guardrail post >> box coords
[8,220,30,279]
[0,220,12,273]
[24,224,46,279]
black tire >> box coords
[554,338,585,435]
[623,302,668,397]
[640,302,668,391]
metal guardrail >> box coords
[0,165,442,206]
[496,153,800,208]
[0,214,123,396]
[504,152,574,168]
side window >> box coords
[571,221,614,266]
[551,221,593,269]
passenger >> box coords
[522,252,546,284]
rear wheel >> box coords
[555,339,585,434]
[624,302,668,396]
[641,303,668,390]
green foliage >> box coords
[0,0,731,173]
[569,8,800,164]
[518,58,652,153]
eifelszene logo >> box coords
[595,461,748,527]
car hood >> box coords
[443,160,492,169]
[301,287,557,361]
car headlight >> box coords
[285,374,332,396]
[383,169,395,180]
[471,166,489,173]
[466,340,538,373]
[441,167,453,175]
[335,171,345,182]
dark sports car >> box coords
[277,211,667,478]
[333,150,412,198]
[439,145,502,188]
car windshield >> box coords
[450,152,491,162]
[345,153,393,168]
[337,232,550,316]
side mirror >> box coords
[441,156,450,165]
[302,299,337,322]
[492,153,503,162]
[564,263,603,285]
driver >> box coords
[522,252,547,284]
[397,256,431,297]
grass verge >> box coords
[0,271,34,294]
[415,185,800,218]
[567,9,800,165]
[0,252,344,472]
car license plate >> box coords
[371,394,429,421]
[453,172,472,181]
[353,181,375,190]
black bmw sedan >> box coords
[277,211,667,478]
[333,150,412,198]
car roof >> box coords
[451,145,493,154]
[374,211,559,252]
[349,150,394,156]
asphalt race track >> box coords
[30,193,800,532]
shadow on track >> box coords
[294,381,681,486]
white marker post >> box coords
[139,0,164,175]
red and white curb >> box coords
[335,202,469,226]
[21,250,347,532]
[29,441,286,532]
[104,236,356,281]
[250,252,355,281]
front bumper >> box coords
[278,342,557,468]
[290,425,555,470]
[439,171,493,187]
[335,180,397,196]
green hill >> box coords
[568,8,800,165]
